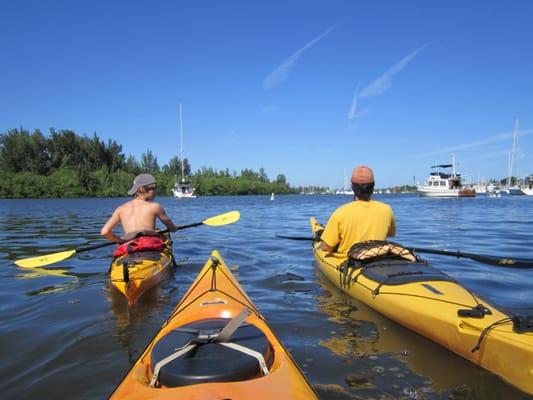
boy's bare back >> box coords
[117,199,159,234]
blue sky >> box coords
[1,1,532,188]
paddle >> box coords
[14,211,240,269]
[275,234,533,269]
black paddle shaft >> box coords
[408,247,533,269]
[75,222,202,254]
[275,234,533,269]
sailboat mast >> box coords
[452,153,456,176]
[179,104,184,183]
[514,117,520,185]
[509,118,519,187]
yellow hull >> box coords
[310,217,533,395]
[109,234,174,305]
[110,250,318,399]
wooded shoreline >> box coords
[0,128,306,198]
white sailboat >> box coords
[504,118,525,195]
[335,170,353,195]
[172,104,197,199]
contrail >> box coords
[347,83,360,119]
[415,128,533,158]
[359,43,430,99]
[263,24,339,90]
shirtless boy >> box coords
[101,174,179,243]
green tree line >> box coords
[0,128,296,198]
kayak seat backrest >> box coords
[360,258,455,285]
[116,251,163,266]
[151,318,273,387]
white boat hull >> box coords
[417,186,476,197]
[172,189,197,199]
[417,187,461,197]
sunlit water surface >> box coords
[1,194,532,399]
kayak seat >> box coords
[116,251,164,266]
[151,318,273,387]
[359,257,455,286]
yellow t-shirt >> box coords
[321,200,396,254]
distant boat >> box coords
[522,174,533,196]
[270,193,275,201]
[416,155,476,197]
[172,104,197,199]
[335,169,353,195]
[504,118,525,195]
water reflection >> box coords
[314,272,528,399]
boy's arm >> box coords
[155,204,179,232]
[101,209,124,243]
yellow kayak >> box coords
[109,233,174,305]
[311,217,533,395]
[110,250,318,399]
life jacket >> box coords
[113,235,166,257]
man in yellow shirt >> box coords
[320,166,396,254]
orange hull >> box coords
[110,250,318,399]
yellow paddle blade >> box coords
[202,211,240,227]
[15,250,77,269]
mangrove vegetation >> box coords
[0,128,297,198]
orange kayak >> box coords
[109,233,174,305]
[110,250,318,399]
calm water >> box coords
[1,194,533,399]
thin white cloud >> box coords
[347,83,371,120]
[261,104,279,113]
[347,83,360,119]
[263,24,339,90]
[359,43,430,99]
[415,128,533,158]
[466,149,512,162]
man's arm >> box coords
[319,212,340,252]
[387,210,397,237]
[101,209,124,243]
[320,241,336,252]
[155,204,179,232]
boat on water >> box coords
[474,183,502,197]
[270,192,275,200]
[503,118,525,195]
[335,189,353,195]
[310,218,533,395]
[172,180,196,199]
[109,233,174,305]
[522,175,533,196]
[416,155,475,197]
[172,104,197,199]
[110,251,318,399]
[335,170,353,195]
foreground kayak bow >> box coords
[110,250,318,399]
